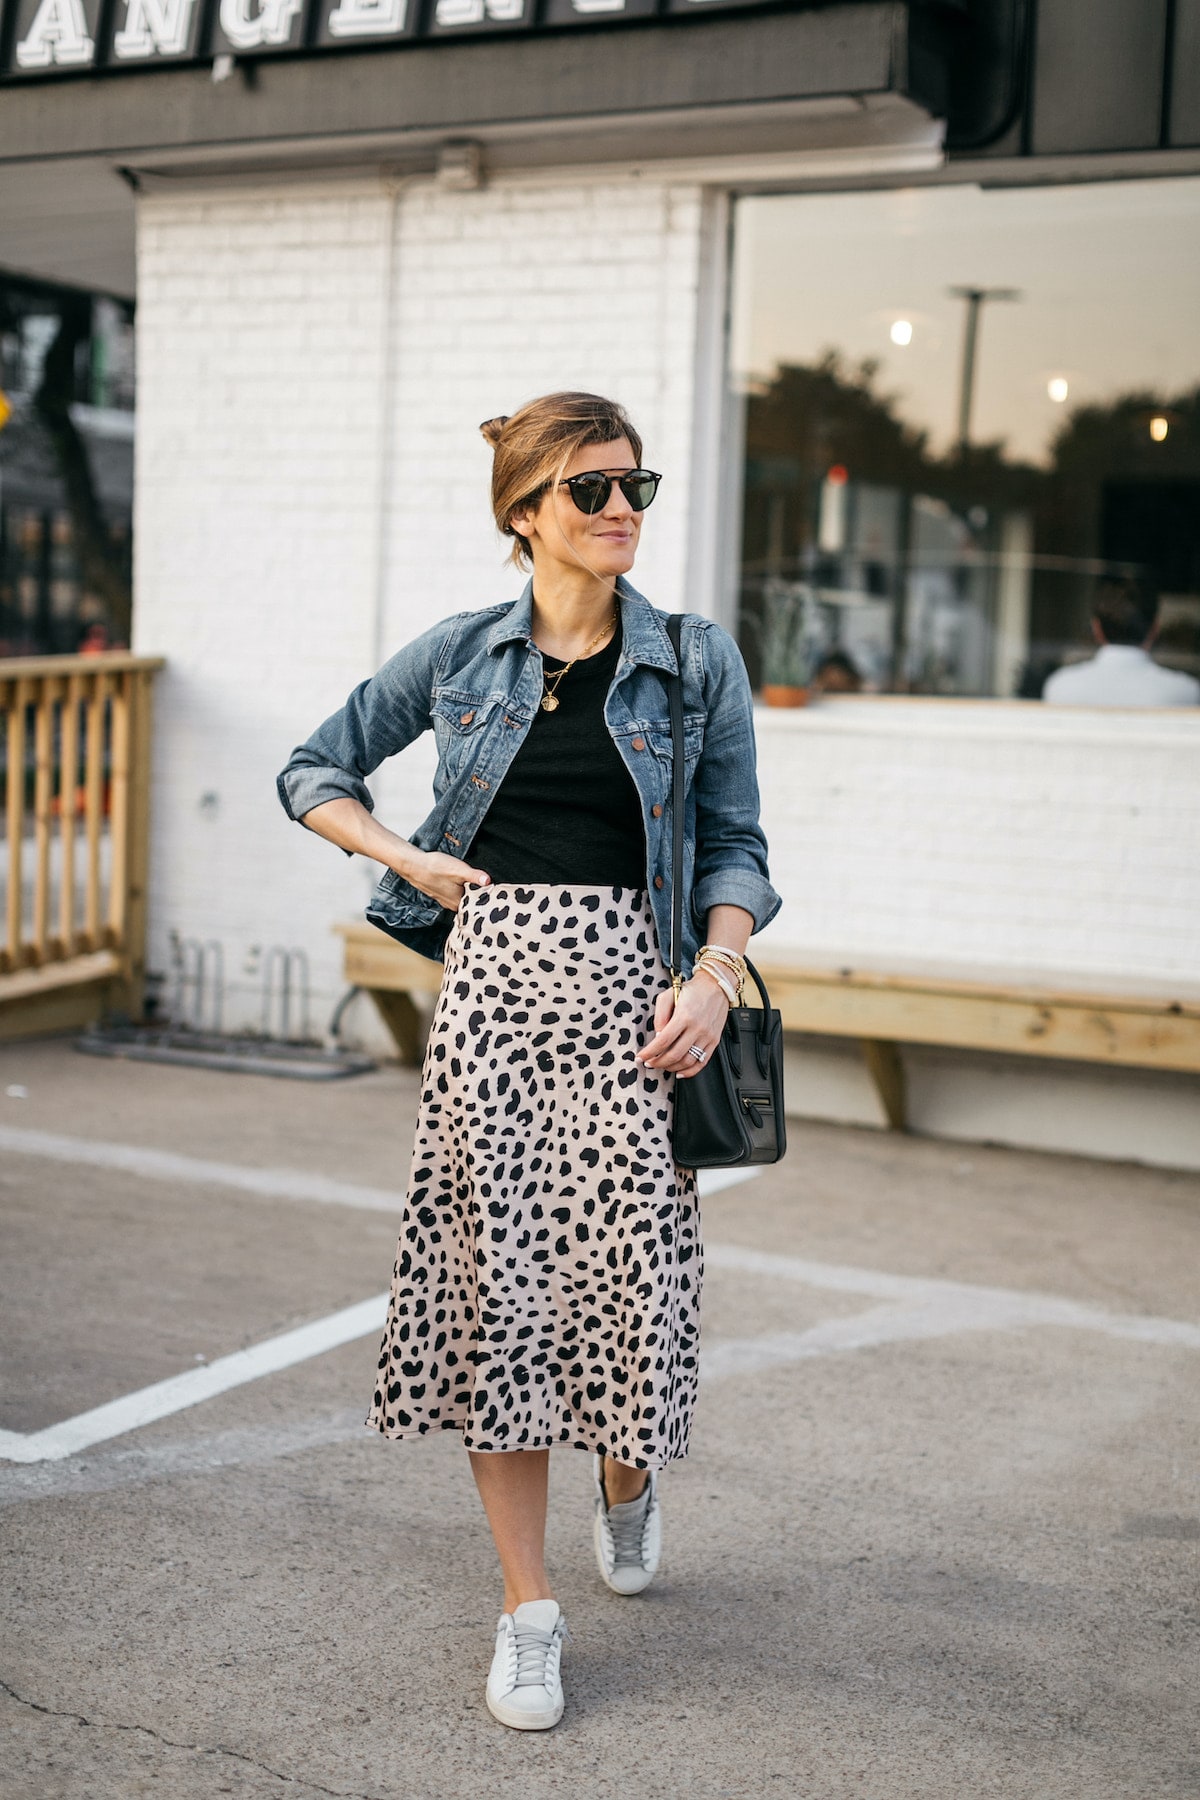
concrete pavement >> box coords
[2,1037,1198,1799]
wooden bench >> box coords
[336,922,1200,1130]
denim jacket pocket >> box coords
[366,865,447,935]
[431,691,498,767]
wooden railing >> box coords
[0,653,164,1039]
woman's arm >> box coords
[301,796,490,914]
[637,622,779,1079]
[700,903,753,961]
[278,613,492,911]
[688,624,781,933]
[277,615,457,828]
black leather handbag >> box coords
[664,614,787,1169]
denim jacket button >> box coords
[651,803,663,818]
[460,710,475,725]
[654,875,664,889]
[632,736,646,751]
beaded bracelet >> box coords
[694,962,739,1006]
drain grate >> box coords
[77,1025,377,1082]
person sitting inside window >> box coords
[1042,579,1199,708]
[813,648,863,694]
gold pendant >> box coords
[541,693,559,712]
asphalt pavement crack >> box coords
[0,1675,386,1800]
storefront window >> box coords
[729,178,1200,699]
[0,285,134,656]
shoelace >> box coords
[606,1489,652,1568]
[510,1618,563,1689]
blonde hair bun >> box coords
[479,415,510,449]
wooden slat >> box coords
[754,960,1200,1016]
[107,670,131,947]
[82,671,107,951]
[0,653,165,680]
[58,672,81,955]
[31,682,56,962]
[109,668,156,1019]
[5,677,27,972]
[0,950,121,1043]
[756,967,1200,1076]
[336,922,446,995]
[0,948,121,1004]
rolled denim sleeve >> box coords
[276,615,455,825]
[690,622,782,935]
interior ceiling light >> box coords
[1149,415,1169,442]
[890,319,913,347]
[1047,377,1069,403]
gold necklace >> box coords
[539,609,619,712]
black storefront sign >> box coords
[1,0,882,76]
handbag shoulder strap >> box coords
[664,612,774,1026]
[665,612,686,992]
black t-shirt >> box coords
[467,630,647,887]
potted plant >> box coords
[759,580,813,706]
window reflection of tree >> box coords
[738,352,1200,697]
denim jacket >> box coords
[277,576,781,968]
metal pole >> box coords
[957,290,981,450]
[949,286,1020,453]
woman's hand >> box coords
[299,799,490,912]
[636,972,729,1079]
[406,850,491,913]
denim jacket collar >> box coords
[484,575,679,675]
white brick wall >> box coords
[132,172,710,1036]
[378,176,703,651]
[134,183,397,1035]
[755,700,1200,994]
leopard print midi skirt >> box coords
[365,883,702,1470]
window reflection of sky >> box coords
[731,178,1200,466]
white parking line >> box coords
[0,1295,388,1465]
[704,1242,1200,1348]
[3,1129,1196,1466]
[0,1124,401,1213]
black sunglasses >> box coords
[558,469,662,515]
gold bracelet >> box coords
[697,944,746,970]
[696,946,746,983]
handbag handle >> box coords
[664,612,774,1044]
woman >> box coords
[277,391,779,1731]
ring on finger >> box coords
[687,1044,707,1063]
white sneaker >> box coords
[593,1454,662,1595]
[485,1598,566,1731]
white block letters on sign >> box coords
[112,0,198,57]
[14,0,94,65]
[218,0,302,48]
[434,0,523,26]
[326,0,406,35]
